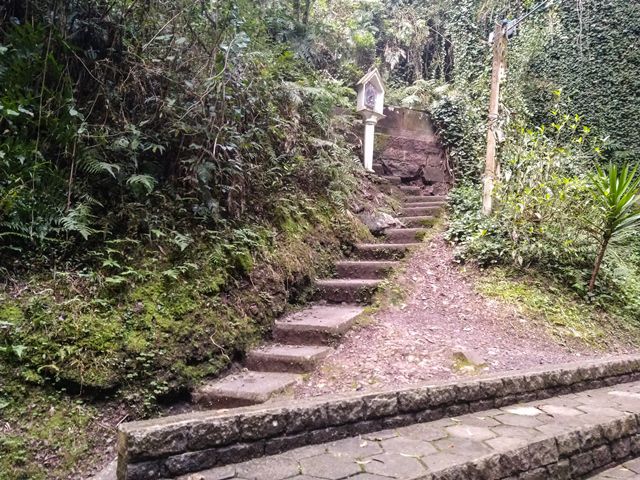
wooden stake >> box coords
[482,24,508,216]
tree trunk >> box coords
[482,24,507,216]
[589,235,610,292]
[292,0,301,22]
[303,0,313,25]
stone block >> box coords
[325,398,366,425]
[591,444,612,467]
[570,451,594,477]
[286,403,328,433]
[556,431,581,456]
[527,438,559,468]
[498,446,530,474]
[216,441,264,466]
[380,413,415,429]
[240,411,288,441]
[429,385,457,407]
[125,460,168,480]
[518,467,548,480]
[578,425,605,450]
[546,458,571,480]
[611,437,632,460]
[602,416,638,441]
[365,393,398,418]
[398,387,431,412]
[447,403,470,416]
[164,448,217,476]
[264,432,309,455]
[120,422,191,462]
[187,417,240,450]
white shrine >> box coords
[356,68,385,172]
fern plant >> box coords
[588,163,640,291]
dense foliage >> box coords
[0,0,383,412]
[1,0,639,477]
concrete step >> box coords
[400,215,437,227]
[399,185,422,194]
[273,304,363,345]
[380,175,401,184]
[384,228,429,244]
[245,344,332,373]
[192,371,301,408]
[400,206,443,217]
[334,260,398,279]
[401,201,446,209]
[314,278,381,303]
[404,195,447,204]
[119,356,640,480]
[353,242,422,260]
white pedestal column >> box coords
[363,117,378,173]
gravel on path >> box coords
[294,234,635,399]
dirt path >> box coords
[294,234,635,399]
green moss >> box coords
[475,268,611,347]
[0,302,24,323]
[0,366,102,480]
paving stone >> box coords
[455,415,501,428]
[326,437,383,458]
[485,436,531,452]
[445,424,496,441]
[503,406,544,416]
[624,457,640,473]
[433,436,493,458]
[494,413,544,428]
[178,465,235,480]
[362,429,398,441]
[365,453,426,478]
[538,404,584,417]
[378,436,437,457]
[421,452,467,471]
[234,456,300,480]
[491,424,541,439]
[286,443,328,459]
[299,453,361,479]
[396,422,448,442]
[349,475,396,480]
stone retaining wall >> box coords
[117,355,640,479]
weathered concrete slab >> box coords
[403,195,447,204]
[399,185,422,194]
[400,206,443,217]
[398,216,437,227]
[273,304,364,345]
[192,371,300,409]
[383,227,429,244]
[245,344,332,373]
[334,260,398,279]
[353,243,422,260]
[314,278,381,303]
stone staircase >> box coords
[191,186,446,409]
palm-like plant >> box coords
[588,163,640,292]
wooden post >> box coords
[482,23,508,216]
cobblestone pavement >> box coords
[591,458,640,479]
[177,380,640,480]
